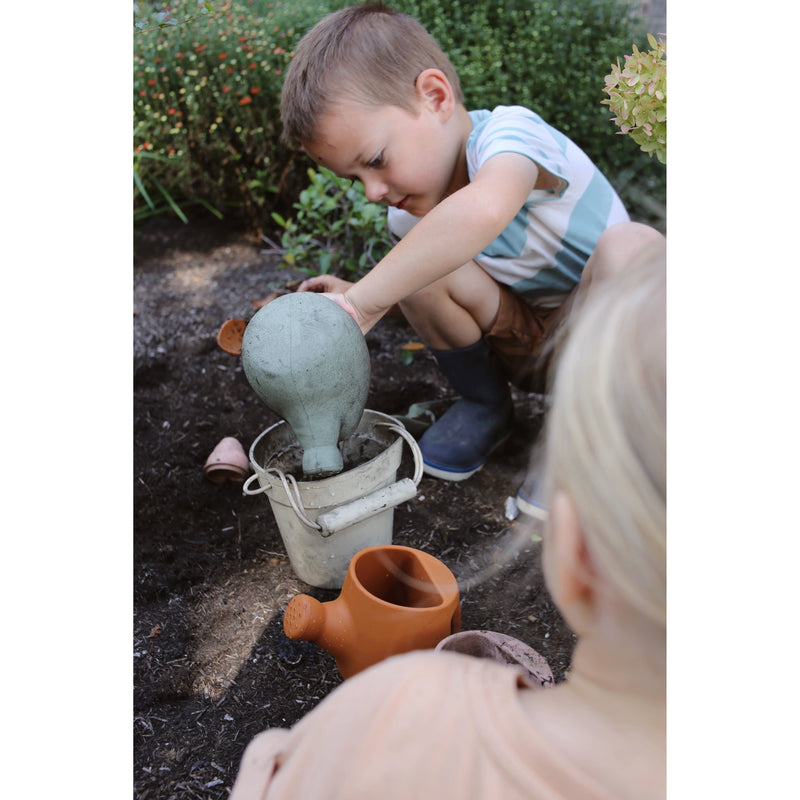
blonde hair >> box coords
[280,2,463,143]
[546,243,666,628]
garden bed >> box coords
[133,213,575,799]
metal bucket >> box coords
[243,410,423,589]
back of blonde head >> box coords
[280,2,463,143]
[547,244,666,628]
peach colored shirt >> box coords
[230,650,616,799]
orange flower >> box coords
[222,86,231,93]
[168,108,176,115]
[249,87,260,94]
[219,52,227,59]
[239,96,252,105]
[148,79,156,85]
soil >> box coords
[133,212,576,800]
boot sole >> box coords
[422,461,483,481]
[515,494,549,522]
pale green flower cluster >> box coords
[602,34,666,164]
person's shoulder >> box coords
[343,649,526,699]
[470,105,549,140]
[347,650,469,690]
[485,105,541,122]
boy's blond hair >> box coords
[546,244,666,628]
[280,2,463,143]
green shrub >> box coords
[134,0,664,233]
[270,167,395,279]
[388,0,658,188]
[133,0,317,225]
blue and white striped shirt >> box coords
[389,105,629,306]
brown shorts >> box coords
[483,285,576,393]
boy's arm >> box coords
[339,152,540,333]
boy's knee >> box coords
[399,281,446,315]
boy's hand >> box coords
[313,292,379,334]
[297,275,354,294]
[298,275,379,333]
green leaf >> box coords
[134,169,156,210]
[150,176,188,223]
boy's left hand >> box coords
[297,275,380,334]
[297,275,354,294]
[319,292,378,334]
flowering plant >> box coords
[133,0,309,224]
[602,33,666,164]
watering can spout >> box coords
[284,593,352,666]
[301,444,344,479]
[283,594,327,642]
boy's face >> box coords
[302,99,465,219]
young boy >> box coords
[282,2,657,494]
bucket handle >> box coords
[375,421,424,486]
[243,467,323,531]
[242,421,424,537]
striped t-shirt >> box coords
[388,105,629,306]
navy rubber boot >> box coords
[420,339,514,481]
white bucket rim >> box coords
[247,409,404,493]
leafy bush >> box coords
[389,0,658,187]
[134,0,664,234]
[602,33,666,164]
[270,168,395,279]
[133,0,318,225]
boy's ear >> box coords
[545,491,599,633]
[414,68,455,118]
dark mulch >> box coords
[133,213,575,799]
